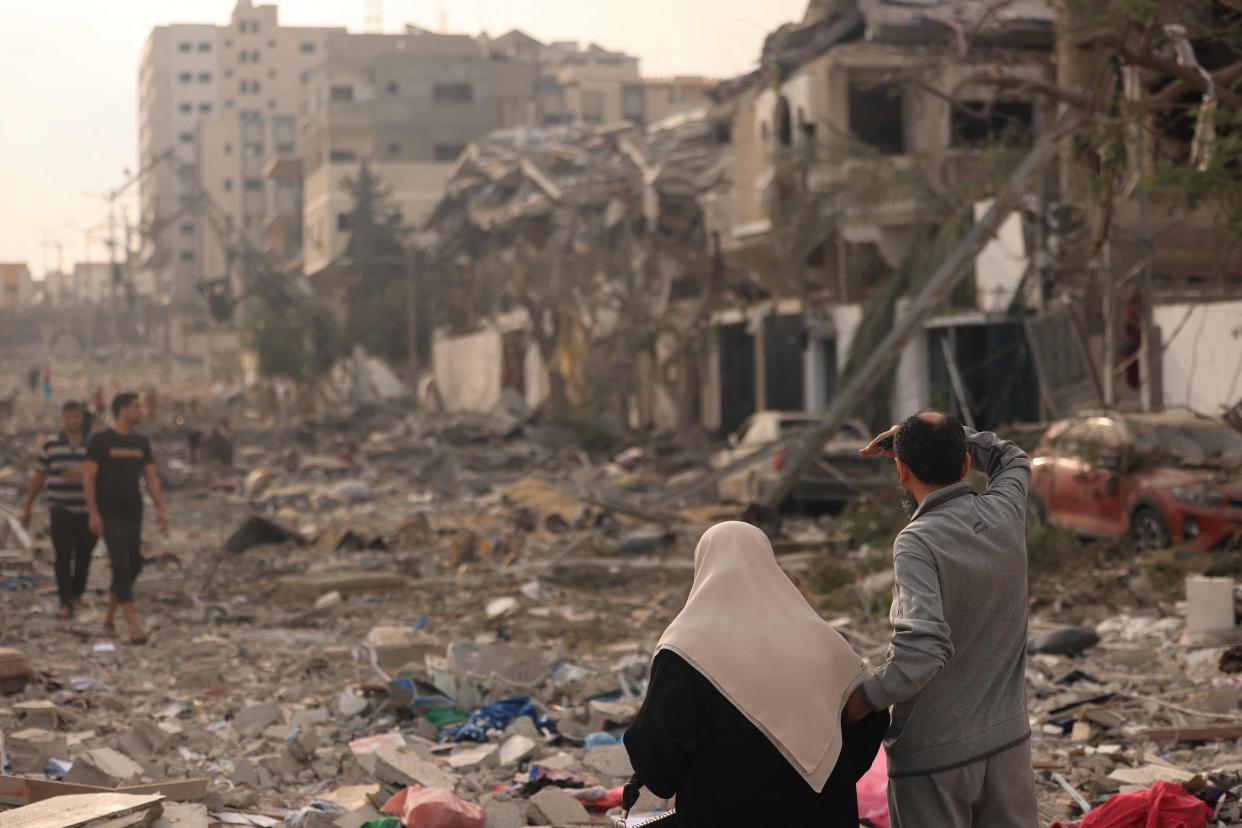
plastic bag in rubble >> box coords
[1050,781,1212,828]
[380,787,484,828]
[856,746,889,828]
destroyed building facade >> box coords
[420,0,1242,435]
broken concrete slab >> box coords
[235,702,283,736]
[529,787,590,825]
[497,734,537,768]
[64,747,147,787]
[373,746,457,791]
[447,743,499,773]
[583,743,633,779]
[15,700,61,730]
[364,626,441,671]
[7,728,69,774]
[482,796,530,828]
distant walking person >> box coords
[20,401,96,618]
[84,392,169,644]
[93,386,106,419]
[27,367,39,395]
[41,366,52,405]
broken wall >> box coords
[432,319,549,413]
[1156,300,1242,415]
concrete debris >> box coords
[529,786,591,825]
[64,747,147,787]
[3,361,1241,828]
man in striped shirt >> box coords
[20,400,97,618]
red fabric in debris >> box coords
[381,786,485,828]
[592,787,624,810]
[1051,781,1212,828]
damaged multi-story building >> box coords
[420,0,1242,436]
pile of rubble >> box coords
[4,361,1242,826]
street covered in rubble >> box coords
[1,354,1242,827]
[2,0,1242,825]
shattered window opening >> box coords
[848,81,905,156]
[950,100,1034,148]
[774,96,792,148]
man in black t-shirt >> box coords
[84,392,169,644]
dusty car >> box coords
[714,412,889,510]
[1029,412,1242,552]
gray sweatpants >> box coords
[888,739,1037,828]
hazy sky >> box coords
[0,0,806,277]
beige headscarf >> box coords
[656,521,866,792]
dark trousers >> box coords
[50,508,96,607]
[102,519,144,603]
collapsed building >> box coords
[419,0,1242,437]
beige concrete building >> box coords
[138,1,341,307]
[300,28,540,277]
[488,32,710,126]
[138,21,220,305]
[0,263,33,308]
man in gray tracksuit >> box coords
[845,410,1036,827]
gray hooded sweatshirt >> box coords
[860,428,1031,778]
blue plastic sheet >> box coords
[440,696,556,743]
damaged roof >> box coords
[422,110,732,249]
[712,0,1053,100]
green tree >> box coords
[341,162,409,364]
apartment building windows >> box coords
[434,143,465,162]
[178,42,192,53]
[179,72,192,83]
[199,72,212,83]
[329,150,356,162]
[330,85,354,102]
[433,83,473,104]
[386,81,400,94]
[200,103,212,114]
[388,142,401,156]
[223,178,234,192]
[622,84,645,122]
[244,178,263,191]
[180,223,195,236]
[180,250,195,262]
[273,116,295,152]
[179,102,193,114]
[179,132,195,144]
[300,42,315,54]
[336,213,351,231]
[581,89,605,124]
[198,42,211,52]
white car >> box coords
[714,412,887,508]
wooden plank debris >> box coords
[0,792,163,828]
[1142,723,1242,744]
[0,776,208,807]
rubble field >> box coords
[3,360,1242,827]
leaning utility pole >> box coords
[755,119,1075,512]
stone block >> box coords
[7,728,68,774]
[374,746,456,791]
[483,796,530,828]
[447,743,498,773]
[498,734,536,767]
[64,747,145,787]
[529,787,589,825]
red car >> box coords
[1030,412,1242,552]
